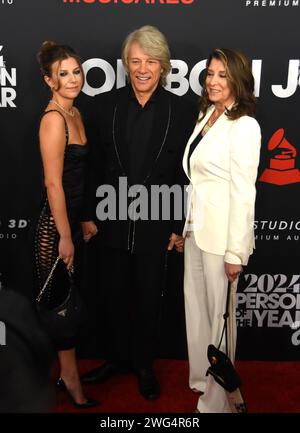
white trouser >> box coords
[184,231,237,413]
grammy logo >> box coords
[259,128,300,185]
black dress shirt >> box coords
[126,86,159,185]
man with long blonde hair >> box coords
[81,26,196,400]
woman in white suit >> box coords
[182,48,261,412]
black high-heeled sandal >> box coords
[56,377,99,408]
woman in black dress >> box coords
[35,41,98,408]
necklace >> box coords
[50,99,75,117]
[202,109,223,135]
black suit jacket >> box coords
[83,85,197,253]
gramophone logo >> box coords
[259,128,300,185]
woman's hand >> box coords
[58,236,74,271]
[224,262,242,283]
[81,221,98,242]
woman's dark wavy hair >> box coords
[199,48,256,121]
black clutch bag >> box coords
[36,257,87,344]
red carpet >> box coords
[53,359,300,413]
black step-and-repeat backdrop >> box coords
[1,0,300,360]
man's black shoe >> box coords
[136,368,160,400]
[81,362,123,385]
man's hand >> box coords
[81,221,98,242]
[167,233,185,253]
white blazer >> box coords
[182,105,261,265]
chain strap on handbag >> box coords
[36,257,75,304]
[36,256,61,303]
[216,281,231,354]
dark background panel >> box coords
[0,0,300,360]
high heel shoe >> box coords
[56,377,99,408]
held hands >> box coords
[167,233,185,253]
[224,262,243,283]
[81,221,98,242]
[58,237,74,271]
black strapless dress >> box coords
[34,110,89,350]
